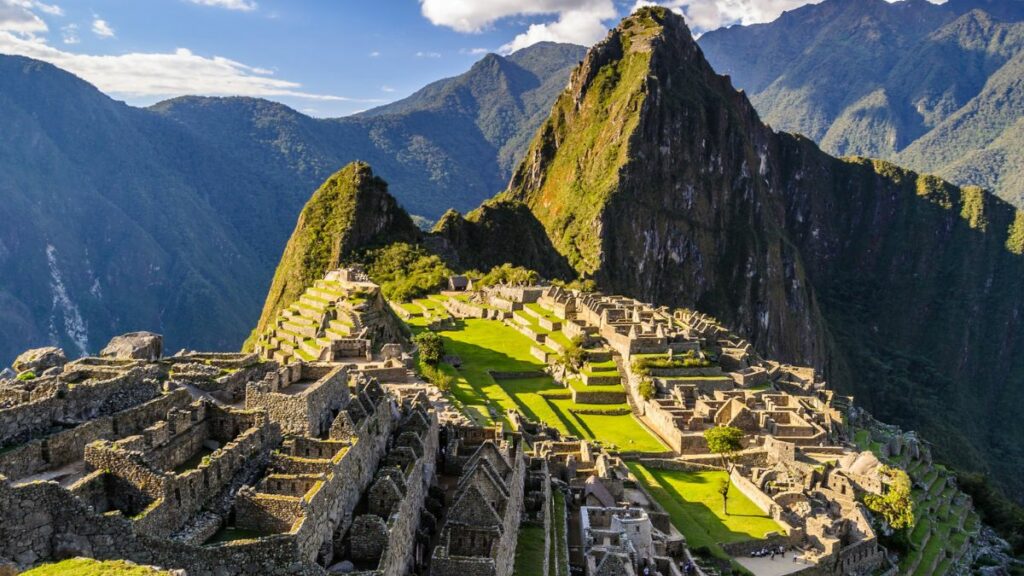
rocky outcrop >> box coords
[100,332,163,361]
[12,347,67,374]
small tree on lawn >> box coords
[704,425,744,514]
[560,336,586,371]
[414,331,445,366]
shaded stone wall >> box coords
[246,364,349,437]
[0,366,162,446]
[373,410,439,575]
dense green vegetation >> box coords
[413,331,445,365]
[512,525,546,576]
[958,472,1024,555]
[863,466,916,530]
[699,0,1024,207]
[362,243,451,302]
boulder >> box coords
[328,560,355,574]
[12,346,67,374]
[100,332,163,360]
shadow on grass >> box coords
[650,468,774,544]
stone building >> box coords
[431,429,526,576]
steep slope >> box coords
[249,162,419,345]
[0,43,582,366]
[482,7,1024,496]
[0,56,265,364]
[698,0,1024,206]
[897,48,1024,206]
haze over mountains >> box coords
[0,42,584,366]
[699,0,1024,206]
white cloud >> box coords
[415,50,441,58]
[462,47,490,55]
[91,16,114,38]
[0,31,379,103]
[33,1,61,16]
[368,50,380,57]
[186,0,257,11]
[380,85,395,93]
[60,22,77,44]
[0,0,49,34]
[628,0,839,31]
[419,0,616,54]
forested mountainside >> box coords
[698,0,1024,206]
[431,7,1024,499]
[0,43,583,366]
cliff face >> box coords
[493,8,1024,493]
[249,162,419,346]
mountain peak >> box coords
[247,161,419,347]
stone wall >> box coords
[0,366,162,447]
[0,388,192,480]
[372,409,439,575]
[246,363,349,437]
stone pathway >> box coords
[734,556,811,576]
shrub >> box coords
[560,336,586,370]
[632,350,712,375]
[421,364,454,392]
[360,243,451,302]
[16,371,37,381]
[475,263,540,287]
[638,378,655,400]
[863,465,915,530]
[414,332,444,366]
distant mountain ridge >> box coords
[698,0,1024,206]
[0,43,585,366]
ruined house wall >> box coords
[246,365,348,437]
[290,392,395,563]
[374,412,439,576]
[0,367,162,447]
[0,474,318,576]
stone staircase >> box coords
[255,278,369,364]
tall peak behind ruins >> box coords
[472,6,1024,495]
[248,161,420,348]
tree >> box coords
[704,425,745,514]
[560,336,586,371]
[414,331,444,365]
[638,378,655,400]
[863,466,916,530]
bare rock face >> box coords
[12,346,67,374]
[100,331,163,361]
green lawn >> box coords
[22,558,172,576]
[628,464,783,556]
[428,318,666,453]
[513,525,546,576]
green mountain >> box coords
[0,43,583,366]
[698,0,1024,206]
[434,7,1024,499]
[249,161,419,344]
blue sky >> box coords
[0,0,940,117]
